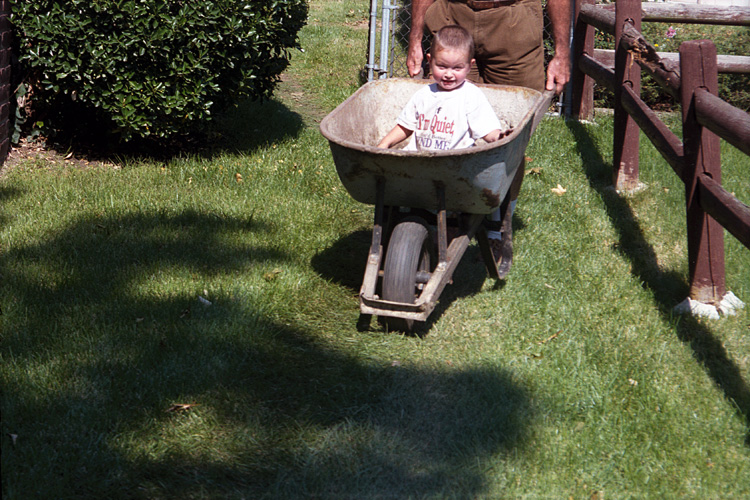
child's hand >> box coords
[482,129,502,143]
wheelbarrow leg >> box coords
[358,177,386,330]
[435,182,448,266]
[477,227,501,280]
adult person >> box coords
[406,0,572,276]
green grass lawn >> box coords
[2,1,749,498]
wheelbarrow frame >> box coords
[320,79,554,326]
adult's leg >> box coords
[474,0,545,271]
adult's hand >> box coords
[545,52,570,94]
[545,0,572,94]
[408,0,435,78]
[407,43,424,77]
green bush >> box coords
[12,0,308,142]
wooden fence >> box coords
[570,0,750,317]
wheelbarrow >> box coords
[320,78,553,331]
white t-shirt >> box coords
[397,81,504,152]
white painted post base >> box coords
[674,291,745,319]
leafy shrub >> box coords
[11,0,308,143]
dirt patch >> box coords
[0,138,121,177]
[277,73,329,125]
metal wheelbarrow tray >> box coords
[320,78,552,330]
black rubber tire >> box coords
[381,218,433,332]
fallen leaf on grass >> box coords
[525,156,533,163]
[551,184,567,195]
[235,173,243,183]
[263,268,283,281]
[166,403,200,413]
[544,283,556,289]
[528,167,543,175]
[537,331,560,345]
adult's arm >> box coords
[545,0,572,93]
[407,0,435,77]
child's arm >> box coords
[482,129,501,143]
[378,124,412,149]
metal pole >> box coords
[367,0,380,81]
[379,0,392,78]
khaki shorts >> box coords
[424,0,545,91]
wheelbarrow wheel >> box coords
[382,217,434,332]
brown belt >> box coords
[461,0,517,10]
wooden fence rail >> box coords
[570,0,749,318]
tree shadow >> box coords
[2,210,533,497]
[566,120,750,444]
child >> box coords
[377,25,507,151]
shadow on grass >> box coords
[567,120,750,444]
[37,96,306,165]
[0,185,25,228]
[2,211,532,497]
[211,97,306,157]
[310,221,527,336]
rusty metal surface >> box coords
[320,78,546,214]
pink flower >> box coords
[666,26,676,39]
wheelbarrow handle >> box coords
[531,89,556,135]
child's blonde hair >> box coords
[430,25,474,60]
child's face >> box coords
[428,48,473,91]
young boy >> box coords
[377,25,506,151]
[378,25,509,253]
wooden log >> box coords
[621,84,683,177]
[594,49,750,75]
[641,3,750,26]
[599,3,750,26]
[694,88,750,157]
[613,0,641,191]
[579,3,615,35]
[579,53,615,92]
[571,0,596,120]
[698,174,750,250]
[680,40,725,303]
[619,23,681,99]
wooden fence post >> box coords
[613,0,641,191]
[680,40,726,305]
[570,0,595,120]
